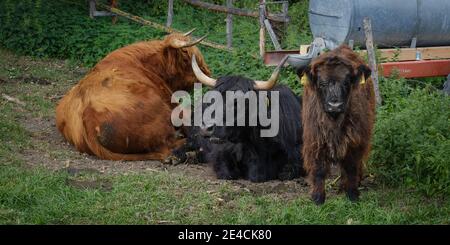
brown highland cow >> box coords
[56,31,210,161]
[299,45,376,204]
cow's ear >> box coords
[356,64,371,84]
[298,65,314,86]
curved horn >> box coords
[254,55,289,90]
[170,34,208,49]
[183,28,196,36]
[192,54,216,87]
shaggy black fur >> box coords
[175,75,305,182]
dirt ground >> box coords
[19,110,315,197]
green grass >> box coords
[1,155,449,224]
[1,164,448,224]
[0,49,449,224]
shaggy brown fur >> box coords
[56,33,210,160]
[300,45,376,204]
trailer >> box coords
[265,0,450,79]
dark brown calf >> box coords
[300,45,376,204]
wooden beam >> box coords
[97,3,231,51]
[363,17,382,106]
[98,3,173,33]
[182,0,288,23]
[166,0,174,27]
[111,0,117,24]
[264,19,282,51]
[259,0,266,58]
[226,0,233,49]
[297,44,450,61]
[89,0,95,19]
[418,46,450,60]
[361,46,450,61]
[282,1,289,30]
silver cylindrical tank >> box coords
[309,0,450,49]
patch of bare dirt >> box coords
[19,111,219,179]
[1,75,52,86]
[20,75,52,85]
[17,111,311,196]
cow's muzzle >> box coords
[325,101,345,117]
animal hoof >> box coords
[311,192,325,205]
[164,155,181,165]
[346,189,360,202]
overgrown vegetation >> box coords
[0,0,310,63]
[0,0,449,224]
[370,77,449,196]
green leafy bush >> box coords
[0,0,310,65]
[369,77,450,196]
[0,0,162,66]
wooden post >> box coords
[90,0,116,19]
[89,0,96,19]
[166,0,174,27]
[259,0,266,58]
[111,0,118,24]
[363,17,382,106]
[264,19,282,51]
[226,0,233,49]
[282,1,289,33]
[348,39,354,50]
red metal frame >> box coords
[264,50,298,66]
[381,60,450,78]
[263,51,450,78]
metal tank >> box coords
[309,0,450,49]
